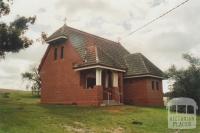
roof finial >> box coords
[64,17,67,25]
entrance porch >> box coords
[78,68,124,106]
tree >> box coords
[166,53,200,113]
[0,0,36,58]
[0,0,10,17]
[22,66,41,96]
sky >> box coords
[0,0,200,92]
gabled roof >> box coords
[43,25,165,78]
[124,53,165,78]
[46,24,69,43]
[46,24,129,70]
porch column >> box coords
[105,71,109,88]
[112,71,118,87]
[96,68,102,86]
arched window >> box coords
[156,81,159,90]
[60,46,64,59]
[54,48,57,60]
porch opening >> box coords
[79,68,122,105]
[86,77,96,89]
[80,69,96,89]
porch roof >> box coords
[73,63,126,72]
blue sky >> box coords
[0,0,200,92]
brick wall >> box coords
[39,39,163,106]
[146,78,164,106]
[39,40,102,105]
[124,77,163,106]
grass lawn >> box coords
[0,91,199,133]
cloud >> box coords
[188,44,200,57]
[121,0,200,70]
[30,24,52,33]
[150,0,166,7]
[0,57,33,90]
[55,0,111,14]
[37,8,46,13]
[121,21,132,31]
[148,32,197,54]
[0,0,200,91]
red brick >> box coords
[124,78,163,106]
[39,40,163,106]
[40,40,103,105]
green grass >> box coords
[0,91,199,133]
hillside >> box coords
[0,91,199,133]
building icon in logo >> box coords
[167,97,198,129]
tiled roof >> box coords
[45,25,165,78]
[46,25,129,70]
[46,25,69,42]
[124,53,165,77]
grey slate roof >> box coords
[46,25,69,42]
[124,53,165,77]
[46,25,165,78]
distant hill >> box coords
[0,88,25,93]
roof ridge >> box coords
[138,53,150,73]
[66,25,119,45]
[140,53,164,74]
[123,54,130,68]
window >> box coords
[156,81,159,90]
[188,105,194,114]
[84,70,96,89]
[60,46,64,59]
[177,105,186,113]
[86,77,96,89]
[152,81,155,90]
[54,48,57,60]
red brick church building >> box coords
[39,24,165,106]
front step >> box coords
[100,100,123,106]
